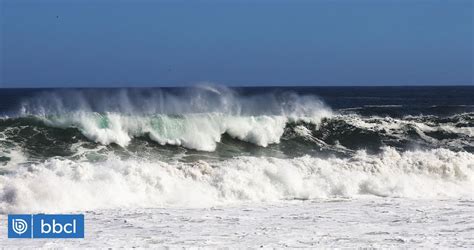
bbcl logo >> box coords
[10,215,30,237]
[8,214,84,238]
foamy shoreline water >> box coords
[1,199,473,248]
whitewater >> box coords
[0,86,473,247]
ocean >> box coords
[0,86,473,247]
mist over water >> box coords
[0,86,473,212]
[14,85,328,117]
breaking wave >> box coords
[1,147,473,213]
[3,113,329,151]
[1,112,472,157]
[1,86,473,213]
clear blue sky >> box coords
[1,0,473,87]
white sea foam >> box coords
[1,147,472,213]
[37,112,330,151]
[341,114,474,140]
[1,199,473,248]
[0,147,27,170]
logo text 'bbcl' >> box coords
[8,214,84,238]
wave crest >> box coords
[38,112,330,151]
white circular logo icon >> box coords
[12,219,28,235]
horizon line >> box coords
[1,83,474,89]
